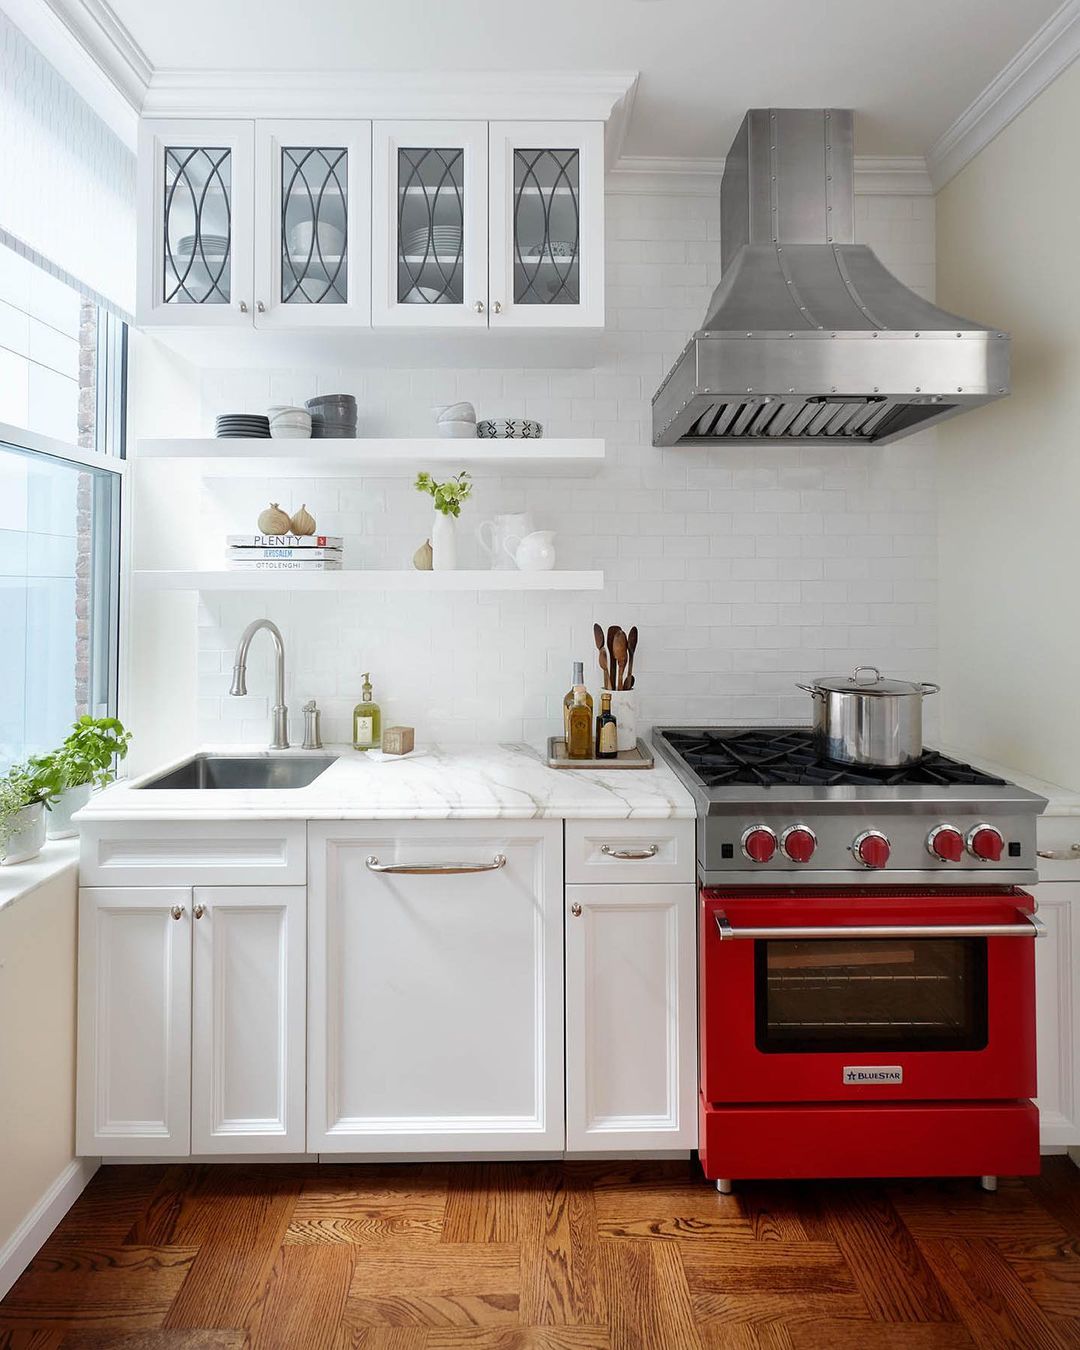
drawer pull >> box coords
[1038,844,1080,861]
[365,854,506,876]
[600,843,659,861]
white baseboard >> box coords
[0,1156,99,1302]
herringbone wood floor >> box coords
[4,1157,1080,1348]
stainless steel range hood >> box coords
[652,109,1010,447]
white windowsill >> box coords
[0,839,79,918]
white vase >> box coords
[46,782,91,840]
[431,511,457,570]
[1,801,46,865]
[605,689,638,753]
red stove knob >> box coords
[742,825,777,864]
[968,824,1004,862]
[853,830,891,869]
[928,825,964,863]
[782,825,817,863]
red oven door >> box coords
[700,888,1039,1105]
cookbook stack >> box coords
[226,533,345,572]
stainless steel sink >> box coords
[137,754,338,790]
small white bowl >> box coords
[434,401,476,424]
[438,420,478,439]
[270,425,313,439]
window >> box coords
[0,246,124,771]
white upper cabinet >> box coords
[371,120,489,328]
[137,120,255,329]
[488,121,604,329]
[138,113,605,334]
[254,120,372,329]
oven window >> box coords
[755,938,988,1053]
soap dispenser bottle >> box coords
[352,672,382,750]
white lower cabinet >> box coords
[565,882,698,1152]
[191,886,306,1154]
[77,888,192,1156]
[308,820,564,1153]
[1034,878,1080,1147]
[77,884,305,1157]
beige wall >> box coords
[0,868,80,1256]
[936,59,1080,788]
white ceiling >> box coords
[104,0,1061,160]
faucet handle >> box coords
[302,699,323,751]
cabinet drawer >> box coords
[565,820,696,885]
[79,821,307,886]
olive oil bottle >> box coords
[567,687,593,759]
[563,661,593,744]
[595,690,618,759]
[352,671,382,750]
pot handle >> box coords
[920,682,941,696]
[852,665,883,684]
[795,683,822,696]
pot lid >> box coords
[809,666,930,697]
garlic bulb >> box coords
[289,503,316,537]
[412,538,433,571]
[257,502,291,535]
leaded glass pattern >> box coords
[281,147,348,305]
[397,148,464,306]
[513,149,580,305]
[163,147,232,304]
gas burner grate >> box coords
[659,728,1008,790]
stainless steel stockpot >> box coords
[797,666,940,767]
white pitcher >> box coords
[476,512,533,570]
[513,530,556,571]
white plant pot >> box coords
[431,511,457,570]
[1,801,46,865]
[46,782,92,840]
[604,689,638,753]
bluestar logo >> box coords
[843,1065,903,1085]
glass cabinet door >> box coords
[489,121,604,329]
[138,120,254,328]
[371,122,488,328]
[254,121,371,329]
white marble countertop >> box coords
[76,741,697,823]
[938,742,1080,818]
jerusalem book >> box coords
[226,533,344,548]
[227,546,343,560]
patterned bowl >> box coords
[476,419,544,439]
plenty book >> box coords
[226,533,344,548]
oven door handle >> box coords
[714,911,1046,941]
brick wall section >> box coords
[188,187,937,747]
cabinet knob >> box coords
[474,300,485,314]
[492,300,503,315]
[571,902,582,917]
[170,905,185,920]
[256,301,265,314]
[239,301,249,313]
[193,904,206,919]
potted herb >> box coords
[0,763,49,865]
[31,715,132,840]
[414,470,472,570]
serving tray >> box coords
[546,736,654,769]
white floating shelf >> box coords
[133,569,604,592]
[134,437,604,478]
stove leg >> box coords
[980,1175,998,1193]
[716,1178,733,1195]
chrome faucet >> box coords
[229,619,289,749]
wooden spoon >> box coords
[625,626,638,690]
[612,628,629,692]
[593,622,611,690]
[606,626,619,691]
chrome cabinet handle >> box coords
[193,904,206,919]
[1038,844,1080,860]
[474,300,485,314]
[239,301,248,313]
[256,300,265,314]
[170,905,185,920]
[714,910,1045,941]
[365,854,506,876]
[600,844,659,860]
[492,300,503,315]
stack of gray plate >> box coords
[215,413,270,439]
[305,394,357,438]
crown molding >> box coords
[928,0,1080,189]
[2,0,149,147]
[606,153,932,197]
[140,68,640,125]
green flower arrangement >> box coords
[414,470,473,518]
